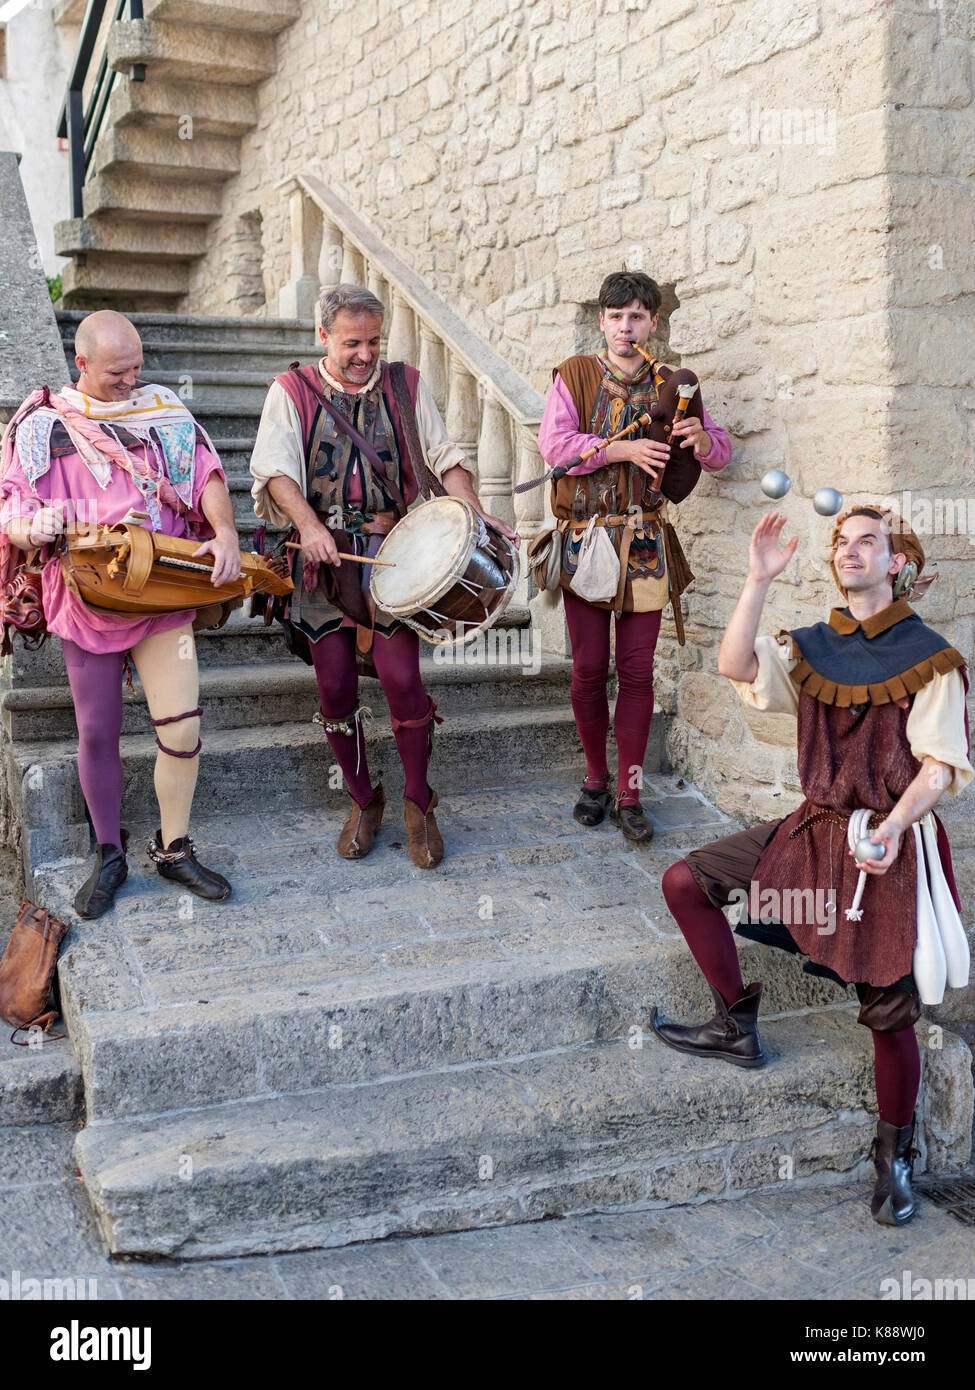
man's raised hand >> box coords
[749,511,798,584]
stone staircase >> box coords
[26,778,909,1260]
[5,311,544,870]
[55,0,301,309]
[4,312,971,1262]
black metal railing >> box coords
[57,0,146,219]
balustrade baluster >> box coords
[386,291,417,365]
[475,392,515,529]
[340,240,365,287]
[445,361,479,479]
[418,326,448,418]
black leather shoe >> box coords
[610,796,655,844]
[74,830,129,919]
[147,830,231,902]
[573,783,612,827]
[651,983,766,1068]
[870,1117,918,1225]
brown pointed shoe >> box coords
[337,784,385,859]
[403,788,444,868]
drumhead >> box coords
[370,497,478,615]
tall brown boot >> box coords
[337,784,385,860]
[403,788,444,868]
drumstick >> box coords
[284,543,396,567]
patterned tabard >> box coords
[291,375,405,642]
[557,357,667,612]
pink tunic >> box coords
[0,441,225,654]
[538,374,732,475]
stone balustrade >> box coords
[276,175,555,604]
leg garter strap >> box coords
[313,704,373,777]
[151,706,202,759]
[390,698,443,735]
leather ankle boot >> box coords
[74,830,129,919]
[148,830,231,901]
[651,982,766,1068]
[573,782,612,827]
[337,784,385,860]
[403,788,444,868]
[610,795,654,844]
[870,1117,918,1225]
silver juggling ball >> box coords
[855,838,886,863]
[813,487,844,516]
[760,469,791,499]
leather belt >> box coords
[789,808,883,839]
[317,508,397,536]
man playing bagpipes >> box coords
[652,508,972,1225]
[0,310,240,917]
[535,270,731,843]
[249,284,517,867]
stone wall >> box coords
[184,0,975,1017]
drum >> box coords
[369,497,519,645]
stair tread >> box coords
[75,1012,874,1215]
[11,703,577,765]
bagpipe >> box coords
[518,346,705,504]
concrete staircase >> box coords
[54,0,301,309]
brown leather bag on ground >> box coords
[0,901,70,1043]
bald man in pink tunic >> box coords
[0,311,240,917]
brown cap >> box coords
[829,506,926,597]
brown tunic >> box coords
[752,694,921,987]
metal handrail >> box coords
[56,0,145,219]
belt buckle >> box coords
[344,511,373,535]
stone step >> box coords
[106,73,258,138]
[137,342,317,376]
[3,649,557,742]
[109,18,278,87]
[55,217,210,263]
[73,1012,883,1258]
[56,311,316,347]
[76,172,225,222]
[142,0,301,36]
[60,258,188,310]
[92,128,241,185]
[29,782,840,1124]
[0,1040,83,1126]
[16,703,598,871]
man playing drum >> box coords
[250,284,517,867]
[0,310,240,917]
[538,271,731,843]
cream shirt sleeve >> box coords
[906,668,973,795]
[249,381,307,529]
[414,377,476,480]
[729,634,800,716]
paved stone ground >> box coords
[3,1122,974,1299]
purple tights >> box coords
[310,625,433,810]
[62,640,125,849]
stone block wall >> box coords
[184,0,975,1018]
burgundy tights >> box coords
[310,625,432,810]
[661,859,920,1127]
[563,588,662,804]
[63,640,125,849]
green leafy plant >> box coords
[47,274,63,303]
